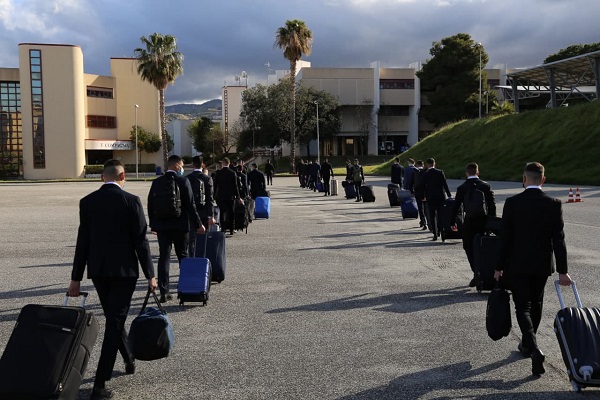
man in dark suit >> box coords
[411,160,429,230]
[450,163,496,286]
[422,158,451,240]
[247,162,266,199]
[320,158,334,196]
[390,157,404,187]
[264,159,275,185]
[213,157,242,235]
[403,158,416,192]
[494,162,572,376]
[148,154,204,303]
[69,160,157,400]
[186,155,216,258]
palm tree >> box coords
[134,33,184,168]
[274,19,313,173]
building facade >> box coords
[0,43,161,179]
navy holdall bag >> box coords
[128,289,174,361]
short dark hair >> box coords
[426,158,435,166]
[167,154,182,168]
[251,163,258,168]
[103,159,124,179]
[192,155,203,168]
[236,165,243,172]
[408,158,415,164]
[415,160,423,167]
[221,157,230,165]
[395,157,400,163]
[466,162,479,176]
[524,162,544,182]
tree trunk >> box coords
[290,60,297,174]
[160,88,168,169]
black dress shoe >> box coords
[531,348,546,375]
[468,277,478,288]
[125,359,136,375]
[518,342,532,358]
[159,293,173,303]
[432,235,438,241]
[91,386,113,399]
[421,226,428,230]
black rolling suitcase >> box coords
[387,184,402,207]
[554,280,600,392]
[440,198,462,242]
[0,293,99,400]
[342,180,357,199]
[473,233,501,292]
[234,199,251,233]
[195,231,226,283]
[360,185,376,202]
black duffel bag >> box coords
[486,282,512,341]
[128,289,174,360]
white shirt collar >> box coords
[526,185,542,190]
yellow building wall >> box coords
[19,43,86,179]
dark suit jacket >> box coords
[147,171,201,232]
[321,162,334,179]
[264,162,275,175]
[391,164,404,186]
[403,165,416,191]
[497,188,568,277]
[450,177,496,224]
[236,171,249,198]
[72,183,155,281]
[423,167,451,203]
[213,166,240,202]
[412,168,426,199]
[247,168,266,198]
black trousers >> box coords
[156,230,188,295]
[354,182,362,200]
[427,200,444,236]
[322,176,331,195]
[266,173,273,185]
[509,274,548,351]
[462,216,486,273]
[217,199,235,235]
[92,278,137,383]
[416,197,427,227]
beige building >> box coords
[0,43,161,179]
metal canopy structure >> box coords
[505,50,600,111]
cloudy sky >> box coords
[1,0,598,105]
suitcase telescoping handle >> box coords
[64,291,89,307]
[555,280,582,309]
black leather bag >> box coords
[486,282,512,341]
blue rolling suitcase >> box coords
[178,257,211,306]
[195,232,226,283]
[399,189,418,219]
[342,180,357,199]
[254,196,271,219]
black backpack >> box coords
[463,182,487,217]
[188,172,205,210]
[152,174,182,219]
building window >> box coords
[487,79,500,88]
[87,115,117,129]
[0,81,22,177]
[380,79,415,90]
[29,49,45,169]
[379,105,409,116]
[87,86,114,99]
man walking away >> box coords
[309,159,321,192]
[248,162,267,199]
[70,160,158,399]
[412,160,428,230]
[264,159,275,185]
[422,158,451,241]
[321,158,334,196]
[351,159,365,202]
[148,155,204,303]
[213,157,243,235]
[186,155,216,257]
[403,158,416,192]
[494,162,572,376]
[390,157,404,187]
[450,162,496,286]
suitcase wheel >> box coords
[571,381,582,392]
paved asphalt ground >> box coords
[1,176,600,400]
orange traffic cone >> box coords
[575,187,583,202]
[566,188,574,203]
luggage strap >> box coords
[140,289,167,315]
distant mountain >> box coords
[166,99,221,120]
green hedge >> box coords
[85,164,156,174]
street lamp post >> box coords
[314,101,320,164]
[478,42,482,119]
[134,104,139,178]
